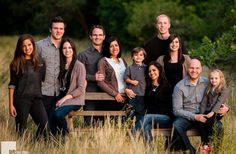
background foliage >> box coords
[0,0,235,66]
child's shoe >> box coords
[200,144,211,154]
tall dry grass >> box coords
[0,36,236,153]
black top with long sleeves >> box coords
[145,81,173,117]
[9,60,45,99]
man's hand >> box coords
[95,71,104,81]
[130,80,139,86]
[218,104,229,116]
[195,114,207,123]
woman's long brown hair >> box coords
[10,34,40,74]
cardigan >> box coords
[60,60,87,106]
[156,54,191,78]
[97,57,127,97]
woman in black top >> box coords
[141,61,172,142]
[8,34,48,138]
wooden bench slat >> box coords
[69,110,126,116]
[85,92,115,100]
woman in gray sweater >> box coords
[49,38,87,136]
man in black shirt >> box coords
[78,25,106,126]
[144,14,187,64]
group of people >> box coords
[8,14,229,154]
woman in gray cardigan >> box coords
[156,34,191,91]
[49,38,87,136]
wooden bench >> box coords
[67,92,199,137]
[67,92,126,131]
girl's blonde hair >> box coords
[208,69,226,92]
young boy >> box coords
[124,47,146,122]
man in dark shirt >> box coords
[144,14,187,64]
[78,25,106,126]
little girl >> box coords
[8,34,48,138]
[199,69,229,153]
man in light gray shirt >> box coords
[36,16,65,116]
[170,58,229,154]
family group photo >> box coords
[0,0,236,154]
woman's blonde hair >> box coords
[208,69,226,92]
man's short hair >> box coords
[50,16,66,29]
[89,25,106,36]
[155,14,171,24]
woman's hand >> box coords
[115,93,125,103]
[56,94,73,107]
[125,88,136,99]
[9,105,17,117]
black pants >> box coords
[14,97,48,139]
[197,113,223,145]
[42,95,57,117]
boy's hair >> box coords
[209,69,226,92]
[131,47,147,58]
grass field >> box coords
[0,36,235,154]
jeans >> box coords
[127,96,145,123]
[142,114,171,142]
[170,117,199,154]
[14,97,48,139]
[49,105,81,136]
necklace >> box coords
[152,84,159,92]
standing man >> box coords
[36,16,66,116]
[170,58,229,154]
[78,25,105,126]
[144,14,187,64]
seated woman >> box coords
[97,36,127,111]
[156,34,191,91]
[49,38,87,136]
[140,61,173,143]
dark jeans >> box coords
[49,105,81,136]
[127,96,145,123]
[170,117,197,154]
[170,117,224,154]
[42,95,57,117]
[14,97,48,139]
[83,100,102,127]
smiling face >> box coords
[90,28,105,46]
[132,50,145,65]
[22,39,34,59]
[109,40,120,58]
[188,59,202,82]
[169,37,180,52]
[209,71,221,88]
[156,15,171,35]
[50,22,65,41]
[148,64,160,82]
[62,41,74,59]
